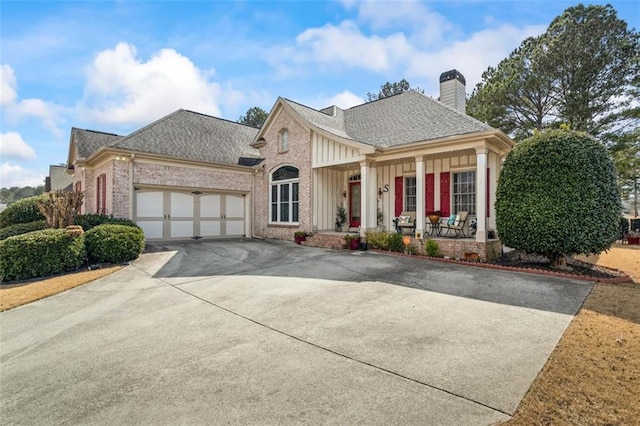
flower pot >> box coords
[348,237,360,250]
[294,235,306,244]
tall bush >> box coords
[85,224,145,263]
[0,229,85,282]
[75,214,138,232]
[495,129,620,268]
[0,195,46,228]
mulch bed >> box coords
[491,250,627,280]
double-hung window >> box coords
[270,166,299,223]
[452,171,476,215]
[405,176,417,212]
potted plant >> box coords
[294,230,307,244]
[344,233,360,250]
[335,204,347,232]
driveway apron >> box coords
[0,239,592,425]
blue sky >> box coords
[1,0,638,188]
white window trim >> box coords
[269,165,299,225]
[404,174,417,212]
[451,168,476,216]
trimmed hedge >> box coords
[0,195,46,228]
[85,224,145,263]
[75,214,138,232]
[0,229,86,282]
[0,220,48,241]
[496,129,620,262]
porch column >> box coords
[475,146,488,242]
[415,155,425,238]
[360,161,377,234]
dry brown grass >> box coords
[0,266,122,312]
[504,245,640,425]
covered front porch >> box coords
[310,131,512,253]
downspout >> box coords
[251,166,264,239]
[129,153,135,220]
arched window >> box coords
[270,165,299,223]
[279,129,288,152]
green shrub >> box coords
[0,195,46,228]
[0,220,48,240]
[0,229,85,282]
[75,214,138,232]
[496,129,620,267]
[388,233,405,253]
[85,224,145,263]
[425,239,439,256]
[365,231,390,250]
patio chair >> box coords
[396,211,416,235]
[441,211,469,238]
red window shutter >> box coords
[440,172,450,216]
[486,168,490,217]
[96,176,101,213]
[394,176,403,216]
[101,174,107,214]
[425,173,434,214]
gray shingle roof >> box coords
[71,128,122,159]
[283,91,493,148]
[110,110,260,165]
[283,98,352,140]
[344,91,492,147]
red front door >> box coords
[349,182,361,227]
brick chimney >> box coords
[439,70,466,114]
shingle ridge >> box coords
[181,109,261,129]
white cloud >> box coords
[80,42,239,124]
[1,163,45,188]
[323,90,365,109]
[1,65,18,105]
[0,132,37,160]
[1,64,63,136]
[407,24,547,93]
[269,21,413,74]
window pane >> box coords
[271,203,277,221]
[271,185,277,201]
[281,203,289,222]
[293,202,299,222]
[272,166,298,181]
[452,171,476,215]
[292,182,299,202]
[405,176,417,212]
[280,184,289,202]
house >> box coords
[66,70,514,260]
[44,164,74,193]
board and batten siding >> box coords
[312,133,365,168]
[312,168,345,231]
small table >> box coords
[427,216,441,236]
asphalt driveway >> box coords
[1,239,592,425]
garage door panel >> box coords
[226,220,244,236]
[136,192,163,217]
[201,220,221,237]
[171,221,194,238]
[201,195,221,218]
[171,192,194,218]
[226,195,244,218]
[138,221,163,239]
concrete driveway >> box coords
[1,239,592,425]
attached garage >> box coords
[134,188,247,241]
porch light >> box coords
[342,190,347,198]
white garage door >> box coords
[134,189,246,241]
